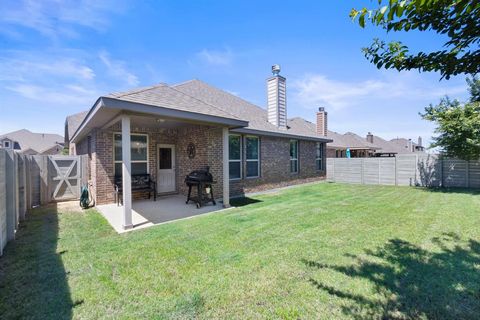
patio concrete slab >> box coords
[97,195,225,233]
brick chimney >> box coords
[267,65,287,129]
[366,132,374,143]
[316,107,328,136]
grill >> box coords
[185,167,216,208]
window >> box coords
[290,140,298,173]
[316,142,324,170]
[245,136,259,178]
[114,133,148,176]
[3,141,10,148]
[229,134,241,179]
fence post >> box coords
[466,160,470,188]
[0,150,6,256]
[439,158,444,187]
[40,156,49,205]
[395,156,398,186]
[361,158,364,185]
[415,154,418,186]
[19,155,26,221]
[5,151,16,241]
[25,157,31,210]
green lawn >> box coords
[1,183,480,319]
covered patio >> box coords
[97,194,226,233]
[70,86,249,231]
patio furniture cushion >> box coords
[114,174,157,206]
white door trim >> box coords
[157,144,176,193]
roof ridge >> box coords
[168,83,242,120]
[171,79,198,87]
[109,83,167,99]
[175,79,268,114]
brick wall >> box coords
[230,136,326,196]
[74,123,325,205]
[74,123,223,205]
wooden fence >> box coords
[327,154,480,188]
[0,150,88,256]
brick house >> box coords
[65,66,331,230]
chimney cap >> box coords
[272,64,281,76]
[367,132,372,135]
[318,107,325,112]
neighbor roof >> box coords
[388,138,419,154]
[342,132,380,150]
[323,130,380,150]
[0,129,63,153]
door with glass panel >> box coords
[157,144,176,193]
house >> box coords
[315,107,425,158]
[367,134,425,157]
[314,108,380,157]
[65,65,331,229]
[0,129,64,155]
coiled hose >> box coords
[80,183,95,209]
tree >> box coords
[421,77,480,159]
[350,0,480,79]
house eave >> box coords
[231,128,332,142]
[71,97,249,143]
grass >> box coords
[1,183,480,319]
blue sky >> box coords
[0,0,469,146]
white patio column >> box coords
[122,115,133,229]
[222,127,230,208]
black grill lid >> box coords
[185,166,213,183]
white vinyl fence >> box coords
[327,154,480,188]
[0,149,88,256]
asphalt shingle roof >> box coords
[66,111,89,142]
[68,79,330,142]
[0,129,63,153]
[107,83,242,121]
[173,80,328,139]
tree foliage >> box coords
[351,0,480,79]
[421,77,480,159]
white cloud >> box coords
[0,0,129,39]
[6,83,97,105]
[0,51,100,105]
[0,57,95,82]
[196,48,233,66]
[291,72,467,111]
[99,50,139,86]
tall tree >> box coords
[421,77,480,159]
[350,0,480,79]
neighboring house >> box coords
[288,116,379,158]
[367,134,425,157]
[315,108,425,158]
[0,129,64,155]
[65,65,331,228]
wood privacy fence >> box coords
[326,155,480,188]
[0,149,88,255]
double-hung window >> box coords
[229,134,241,179]
[290,140,299,173]
[245,136,259,178]
[114,133,148,176]
[316,142,324,170]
